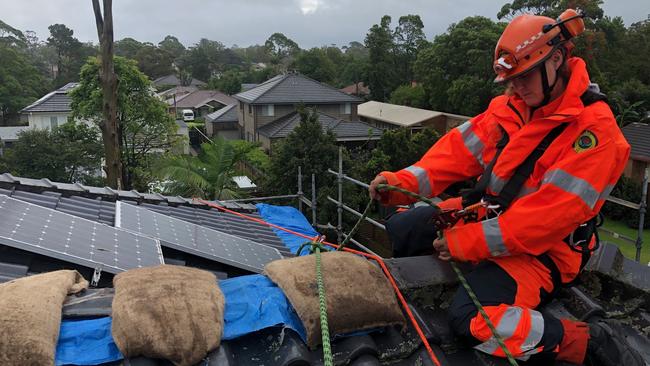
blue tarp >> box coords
[221,274,306,340]
[256,203,319,255]
[55,317,122,366]
[55,274,305,365]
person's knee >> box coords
[448,297,478,340]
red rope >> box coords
[197,199,443,366]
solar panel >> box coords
[0,194,164,274]
[116,202,283,273]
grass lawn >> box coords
[599,218,650,264]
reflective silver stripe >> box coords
[600,183,615,201]
[517,184,539,200]
[457,121,486,168]
[481,218,509,257]
[542,169,600,208]
[474,307,523,354]
[521,309,544,351]
[404,165,432,197]
[488,171,507,194]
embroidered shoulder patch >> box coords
[574,130,598,153]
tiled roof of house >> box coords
[20,82,78,113]
[169,90,236,109]
[234,73,362,105]
[340,82,370,96]
[257,111,383,141]
[153,74,207,87]
[622,122,650,161]
[206,104,238,123]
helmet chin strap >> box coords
[537,56,564,107]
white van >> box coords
[182,109,195,122]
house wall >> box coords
[255,104,294,128]
[27,112,73,129]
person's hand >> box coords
[369,175,387,200]
[433,237,451,261]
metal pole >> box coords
[298,166,303,213]
[337,147,343,244]
[636,168,648,262]
[311,173,317,226]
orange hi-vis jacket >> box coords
[379,58,630,284]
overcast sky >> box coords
[2,0,648,48]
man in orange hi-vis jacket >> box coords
[369,10,644,366]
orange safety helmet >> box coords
[493,9,585,83]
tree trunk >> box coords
[92,0,123,189]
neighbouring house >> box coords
[358,101,469,136]
[205,104,239,140]
[256,110,382,152]
[19,82,85,130]
[166,90,237,119]
[340,82,370,98]
[0,83,91,149]
[233,72,364,144]
[621,122,650,192]
[152,74,207,89]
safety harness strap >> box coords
[489,122,568,210]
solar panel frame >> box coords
[116,201,283,273]
[0,194,164,274]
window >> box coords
[260,104,274,117]
[248,104,252,114]
[340,103,351,115]
[239,102,244,111]
[50,116,58,129]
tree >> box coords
[266,107,338,195]
[179,38,228,82]
[265,32,300,68]
[497,0,604,21]
[352,127,439,183]
[91,0,122,189]
[3,122,103,183]
[0,45,45,124]
[47,23,93,87]
[114,37,144,59]
[208,69,242,94]
[394,15,428,83]
[134,44,174,79]
[293,48,336,84]
[390,84,427,108]
[70,56,181,190]
[0,19,26,47]
[365,16,398,101]
[158,35,186,60]
[414,16,505,116]
[155,137,251,199]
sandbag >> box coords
[111,265,225,366]
[0,270,88,366]
[264,251,406,348]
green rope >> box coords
[315,243,333,366]
[376,183,519,366]
[297,239,334,366]
[337,199,373,251]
